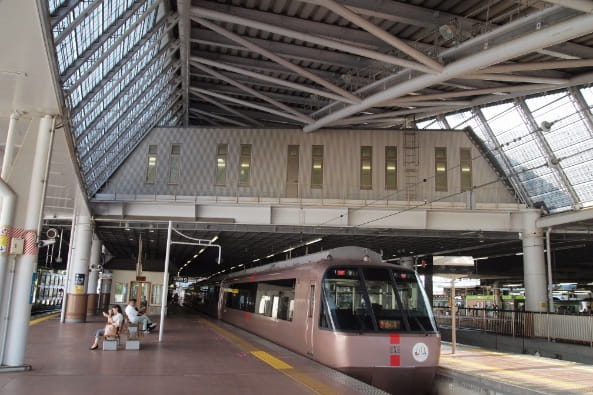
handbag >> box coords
[104,324,117,337]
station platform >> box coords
[0,311,387,395]
[438,343,593,394]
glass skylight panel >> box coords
[562,152,593,186]
[48,0,180,196]
[445,111,472,129]
[481,103,528,146]
[580,86,593,110]
[573,181,593,207]
[48,0,66,13]
[416,119,438,129]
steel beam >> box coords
[63,1,163,85]
[52,0,104,42]
[190,88,308,124]
[516,98,581,209]
[481,59,593,74]
[191,30,367,69]
[75,48,178,142]
[71,24,180,117]
[190,91,263,127]
[187,102,303,126]
[303,12,593,132]
[189,80,326,108]
[192,63,313,122]
[88,88,183,192]
[473,108,532,206]
[302,0,442,72]
[177,0,192,127]
[91,96,184,195]
[81,72,182,167]
[191,6,434,73]
[192,16,359,104]
[189,109,249,127]
[189,52,342,85]
[190,57,355,104]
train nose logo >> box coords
[412,342,429,362]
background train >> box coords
[191,246,440,394]
[31,270,65,314]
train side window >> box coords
[255,279,295,321]
[227,279,295,321]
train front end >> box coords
[315,265,440,394]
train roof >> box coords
[226,246,390,279]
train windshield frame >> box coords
[320,266,438,333]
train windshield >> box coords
[320,267,437,333]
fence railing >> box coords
[434,307,593,346]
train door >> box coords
[306,282,315,356]
[130,281,151,311]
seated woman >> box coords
[90,305,123,350]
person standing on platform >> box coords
[125,298,157,333]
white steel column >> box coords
[65,203,92,323]
[158,221,172,343]
[86,234,102,315]
[87,234,102,293]
[0,112,19,362]
[522,210,548,312]
[3,115,54,367]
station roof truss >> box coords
[45,1,593,213]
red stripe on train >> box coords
[390,334,400,344]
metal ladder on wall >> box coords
[404,131,418,201]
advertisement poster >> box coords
[73,273,85,294]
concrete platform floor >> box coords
[0,310,386,395]
[438,343,593,394]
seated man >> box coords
[125,299,157,332]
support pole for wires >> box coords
[158,221,172,343]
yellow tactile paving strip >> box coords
[199,317,341,395]
[29,312,60,326]
[440,344,593,394]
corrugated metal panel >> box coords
[100,127,515,204]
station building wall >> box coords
[98,128,517,205]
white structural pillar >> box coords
[65,197,92,323]
[3,115,54,367]
[0,112,19,364]
[86,234,102,316]
[522,210,548,312]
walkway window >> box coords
[460,148,472,191]
[239,144,252,187]
[360,146,372,190]
[145,145,157,184]
[311,145,323,189]
[168,144,180,184]
[385,146,397,190]
[435,147,447,192]
[215,144,227,186]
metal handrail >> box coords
[434,306,593,346]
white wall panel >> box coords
[99,127,516,205]
[195,204,271,224]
